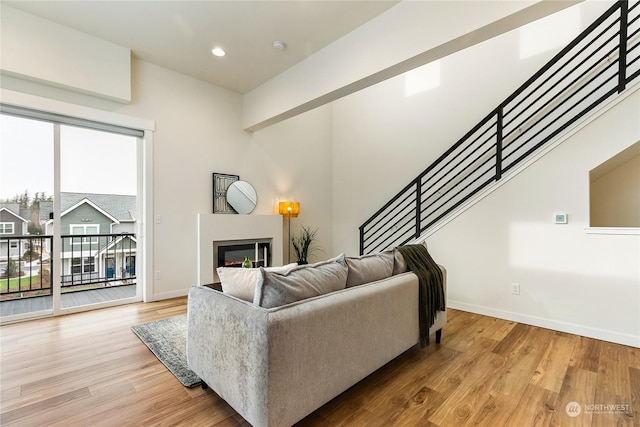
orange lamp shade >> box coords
[278,201,300,217]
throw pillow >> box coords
[345,250,395,287]
[393,250,407,275]
[217,263,297,302]
[253,254,348,308]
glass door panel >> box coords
[0,114,54,320]
[59,125,138,310]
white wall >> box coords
[1,56,333,302]
[428,91,640,347]
[114,60,333,299]
[250,104,334,264]
[330,1,639,346]
[0,3,334,301]
[331,1,610,256]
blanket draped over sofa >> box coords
[397,244,445,347]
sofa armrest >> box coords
[187,285,270,424]
[439,264,447,296]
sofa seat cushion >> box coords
[217,263,297,302]
[345,250,395,287]
[254,254,348,308]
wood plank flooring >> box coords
[0,298,637,426]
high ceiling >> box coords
[4,0,399,94]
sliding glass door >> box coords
[0,110,142,321]
[59,124,138,310]
[0,114,54,317]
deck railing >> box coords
[0,235,51,300]
[0,232,136,300]
[359,0,640,255]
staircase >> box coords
[359,0,640,255]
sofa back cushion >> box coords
[218,263,297,302]
[345,250,394,287]
[254,254,348,308]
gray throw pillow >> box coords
[393,250,407,275]
[345,250,395,287]
[254,254,348,308]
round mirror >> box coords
[226,180,257,214]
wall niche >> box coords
[589,141,640,227]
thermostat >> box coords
[554,213,568,224]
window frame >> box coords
[69,224,100,245]
[0,223,15,234]
[83,257,96,273]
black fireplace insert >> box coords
[215,240,271,269]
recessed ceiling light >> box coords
[211,47,226,57]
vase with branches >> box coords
[291,225,320,265]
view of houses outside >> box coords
[0,113,138,315]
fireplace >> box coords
[197,213,283,285]
[213,238,272,282]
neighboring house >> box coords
[41,193,137,284]
[0,206,29,263]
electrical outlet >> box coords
[511,283,520,295]
[155,271,161,280]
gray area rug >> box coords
[131,315,201,388]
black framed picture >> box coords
[213,173,239,213]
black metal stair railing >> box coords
[360,0,640,255]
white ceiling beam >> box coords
[242,0,581,132]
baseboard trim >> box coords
[448,300,640,348]
[152,288,190,301]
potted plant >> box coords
[291,225,320,265]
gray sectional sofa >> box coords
[186,251,447,427]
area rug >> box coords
[131,315,201,388]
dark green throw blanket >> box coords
[397,244,445,347]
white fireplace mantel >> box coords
[197,213,283,285]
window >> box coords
[0,223,14,234]
[71,257,95,274]
[71,257,82,274]
[126,255,136,275]
[70,225,99,244]
[83,257,95,273]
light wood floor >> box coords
[1,298,638,426]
